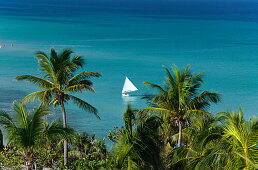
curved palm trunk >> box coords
[60,101,68,166]
[178,120,182,147]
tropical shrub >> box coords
[0,147,23,169]
[0,102,72,169]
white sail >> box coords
[122,77,138,94]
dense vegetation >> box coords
[0,49,257,170]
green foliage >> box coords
[0,102,73,168]
[143,65,221,147]
[69,156,107,170]
[166,108,258,170]
[0,61,256,169]
[70,132,107,156]
[218,108,258,169]
[50,133,108,169]
[108,126,125,142]
[14,48,101,165]
[0,147,23,169]
[14,48,101,118]
[110,105,163,170]
[33,141,63,168]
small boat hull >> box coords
[122,93,130,97]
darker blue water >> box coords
[0,0,258,21]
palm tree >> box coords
[111,105,162,170]
[166,115,226,169]
[218,108,258,169]
[14,48,101,165]
[0,102,72,170]
[70,132,91,157]
[167,108,258,170]
[144,65,221,147]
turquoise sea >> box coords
[0,0,258,140]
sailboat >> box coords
[122,77,138,96]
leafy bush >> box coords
[0,147,23,169]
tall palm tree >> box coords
[0,102,72,170]
[14,48,101,165]
[144,65,221,147]
[218,108,258,169]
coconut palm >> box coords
[70,132,91,157]
[111,105,162,170]
[166,115,226,169]
[218,108,258,169]
[14,48,101,165]
[0,102,72,170]
[144,65,221,147]
[69,132,107,160]
[167,108,258,170]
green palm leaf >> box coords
[68,71,101,84]
[14,75,54,89]
[64,84,95,93]
[69,95,99,119]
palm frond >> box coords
[14,75,54,89]
[68,71,101,84]
[163,66,176,86]
[43,121,74,142]
[235,152,258,169]
[68,95,99,119]
[64,84,95,93]
[71,55,85,68]
[21,90,47,104]
[144,82,165,93]
[30,104,52,139]
[191,91,221,109]
[0,110,17,132]
[59,48,73,61]
[35,51,56,81]
[22,88,57,104]
[185,109,211,119]
[13,102,29,129]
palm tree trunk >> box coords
[26,164,31,170]
[178,120,182,147]
[25,152,33,170]
[0,130,3,150]
[60,101,68,166]
[244,147,249,168]
[128,156,132,170]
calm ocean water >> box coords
[0,0,258,141]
